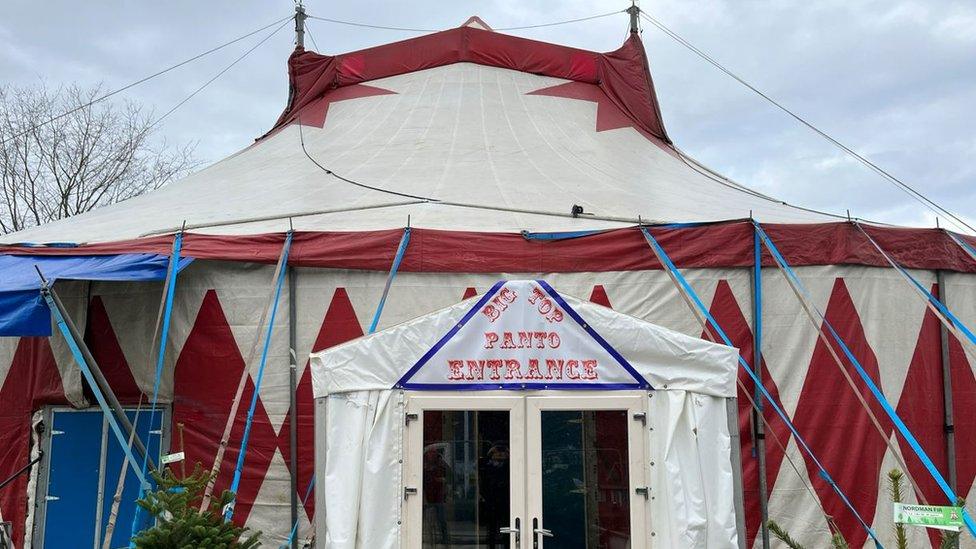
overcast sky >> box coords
[1,0,973,230]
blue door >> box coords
[41,408,163,548]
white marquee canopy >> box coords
[310,280,741,547]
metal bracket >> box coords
[405,412,418,425]
[635,486,649,499]
[632,412,646,425]
[404,486,417,498]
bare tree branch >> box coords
[0,82,199,234]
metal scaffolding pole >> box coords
[727,396,748,549]
[288,265,300,549]
[937,270,958,496]
[751,228,770,549]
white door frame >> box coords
[404,393,527,548]
[525,393,647,549]
[403,391,649,549]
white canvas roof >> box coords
[1,27,843,247]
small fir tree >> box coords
[887,468,910,549]
[768,520,805,549]
[132,464,261,548]
[767,519,848,549]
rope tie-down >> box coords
[220,231,294,521]
[640,225,883,546]
[127,230,184,544]
[755,222,976,539]
[280,225,411,548]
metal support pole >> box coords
[727,396,748,549]
[44,278,155,472]
[937,270,958,495]
[294,3,307,49]
[751,229,771,549]
[627,1,640,34]
[288,265,299,549]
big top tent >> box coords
[0,9,975,549]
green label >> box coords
[894,503,964,531]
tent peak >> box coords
[266,25,671,143]
[460,16,493,31]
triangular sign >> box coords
[398,280,648,390]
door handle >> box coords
[532,517,553,547]
[500,517,521,548]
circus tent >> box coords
[0,13,975,549]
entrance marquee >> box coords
[310,280,742,548]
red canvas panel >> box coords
[791,279,893,547]
[895,286,951,546]
[3,222,974,274]
[84,296,144,404]
[170,290,278,526]
[0,337,65,544]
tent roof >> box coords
[0,19,844,247]
[310,280,739,397]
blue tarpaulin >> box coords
[0,254,193,337]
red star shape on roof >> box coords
[527,81,652,139]
[291,84,397,129]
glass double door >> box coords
[404,393,646,549]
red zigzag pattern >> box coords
[62,279,971,544]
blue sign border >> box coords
[397,280,650,390]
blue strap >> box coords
[280,475,316,548]
[225,231,294,521]
[950,231,976,262]
[368,227,411,334]
[520,229,604,241]
[881,247,976,347]
[43,290,149,489]
[655,221,713,229]
[8,241,78,248]
[640,227,883,546]
[755,222,976,539]
[129,232,183,544]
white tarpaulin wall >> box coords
[310,280,740,548]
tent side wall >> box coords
[1,261,973,547]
